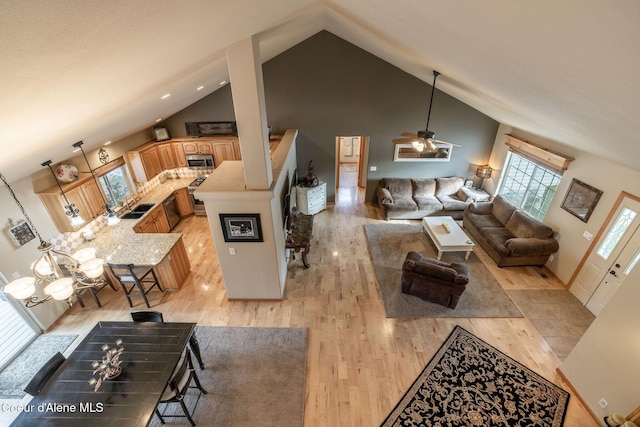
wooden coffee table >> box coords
[422,216,475,260]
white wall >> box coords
[486,125,640,284]
[561,259,640,417]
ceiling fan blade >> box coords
[431,138,462,147]
[393,137,420,144]
[401,132,418,138]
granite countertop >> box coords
[76,177,193,266]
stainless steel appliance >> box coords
[162,193,182,229]
[188,175,208,216]
[186,154,214,169]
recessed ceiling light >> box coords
[219,80,226,86]
[104,140,112,145]
[156,118,162,123]
[196,85,204,91]
[72,147,81,153]
[161,93,171,99]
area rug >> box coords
[149,326,307,427]
[381,325,570,426]
[364,223,523,318]
[0,334,77,398]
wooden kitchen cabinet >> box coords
[38,175,106,232]
[125,142,163,183]
[157,142,178,170]
[133,204,170,233]
[182,141,213,155]
[172,142,187,167]
[174,187,194,217]
[211,139,236,167]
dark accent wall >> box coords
[164,31,499,203]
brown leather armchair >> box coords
[401,251,469,309]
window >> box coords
[498,152,562,220]
[98,166,132,206]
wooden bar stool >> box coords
[107,264,164,308]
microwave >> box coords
[186,154,215,169]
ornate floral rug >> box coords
[381,326,570,426]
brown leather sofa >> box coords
[463,195,559,267]
[401,251,469,309]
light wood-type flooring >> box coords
[49,183,598,426]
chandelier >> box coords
[0,172,106,307]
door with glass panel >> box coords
[0,289,39,370]
[570,195,640,315]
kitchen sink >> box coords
[132,203,155,213]
[120,211,145,219]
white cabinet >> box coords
[296,182,326,215]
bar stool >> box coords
[106,264,164,308]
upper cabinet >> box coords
[125,142,163,183]
[38,174,106,233]
[211,139,236,167]
[183,140,213,155]
[157,143,178,170]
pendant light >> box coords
[42,160,85,227]
[73,141,120,226]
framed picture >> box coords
[5,220,36,248]
[561,178,603,223]
[219,213,263,242]
[153,127,171,142]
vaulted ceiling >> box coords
[2,0,639,182]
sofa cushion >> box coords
[482,227,515,258]
[414,195,443,211]
[465,211,504,229]
[412,178,437,197]
[437,194,469,211]
[435,177,465,196]
[385,195,418,212]
[492,195,518,225]
[381,178,413,198]
[505,210,554,239]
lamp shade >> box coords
[4,277,36,299]
[70,214,85,227]
[44,277,74,300]
[73,247,96,264]
[32,257,54,276]
[476,165,492,179]
[107,212,120,226]
[80,258,105,279]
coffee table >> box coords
[422,216,475,260]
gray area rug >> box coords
[509,289,595,360]
[0,334,77,398]
[149,326,307,427]
[364,223,523,318]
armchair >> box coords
[401,251,469,309]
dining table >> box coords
[11,321,197,427]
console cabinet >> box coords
[174,187,194,217]
[296,182,326,215]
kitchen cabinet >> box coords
[125,142,163,183]
[211,139,236,167]
[133,204,170,233]
[174,187,194,217]
[157,142,178,170]
[233,139,242,160]
[182,141,213,155]
[38,175,106,233]
[296,181,327,215]
[172,142,187,167]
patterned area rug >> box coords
[0,334,77,398]
[381,326,569,426]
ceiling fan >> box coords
[393,70,461,153]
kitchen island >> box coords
[76,178,193,291]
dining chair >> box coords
[154,349,207,426]
[107,264,164,308]
[24,352,66,396]
[130,310,205,370]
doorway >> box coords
[570,193,640,315]
[335,136,368,205]
[0,287,39,371]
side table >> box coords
[285,214,314,268]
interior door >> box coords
[585,227,640,315]
[570,195,640,309]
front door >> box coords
[570,195,640,314]
[585,226,640,315]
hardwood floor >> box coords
[50,187,598,426]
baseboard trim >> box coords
[556,368,601,425]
